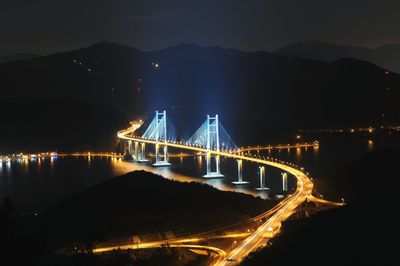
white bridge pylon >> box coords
[122,111,303,192]
[203,115,224,178]
[186,114,238,179]
[152,110,171,167]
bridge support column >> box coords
[206,152,211,176]
[153,142,171,167]
[123,140,133,160]
[134,141,139,160]
[136,142,149,162]
[128,140,132,155]
[123,141,128,155]
[281,172,288,192]
[163,145,168,162]
[203,153,224,178]
[233,159,249,185]
[256,166,269,190]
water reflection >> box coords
[197,155,203,169]
[367,140,374,151]
[295,147,302,161]
[110,158,263,199]
[313,144,319,155]
[3,134,390,215]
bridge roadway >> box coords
[236,142,319,153]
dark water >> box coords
[1,134,398,215]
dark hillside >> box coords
[242,148,399,266]
[0,98,128,152]
[1,42,398,138]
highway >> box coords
[58,152,122,158]
[219,164,313,264]
[101,124,338,265]
[236,142,319,153]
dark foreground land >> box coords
[0,170,272,266]
[242,148,399,266]
[48,247,213,266]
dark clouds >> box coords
[1,0,400,55]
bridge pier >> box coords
[203,154,224,178]
[153,142,171,166]
[136,142,149,162]
[128,140,132,155]
[134,141,139,160]
[232,159,249,185]
[256,166,269,190]
[123,140,133,160]
[281,172,288,192]
[123,141,128,155]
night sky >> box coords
[2,0,400,56]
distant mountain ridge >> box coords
[274,40,400,73]
[0,41,399,140]
[0,53,40,64]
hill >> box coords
[0,98,128,152]
[274,40,400,73]
[3,170,271,265]
[242,148,399,265]
[0,53,40,64]
[0,41,399,141]
[318,148,400,203]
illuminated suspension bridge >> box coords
[116,111,343,265]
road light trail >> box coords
[94,242,226,265]
[219,168,312,265]
[308,195,345,206]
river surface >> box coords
[0,133,398,215]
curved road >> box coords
[94,243,226,264]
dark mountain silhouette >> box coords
[0,41,399,141]
[0,53,40,64]
[242,148,400,266]
[322,148,400,203]
[0,98,128,153]
[370,44,400,73]
[274,40,400,73]
[8,171,270,265]
[274,40,372,62]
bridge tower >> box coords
[204,115,224,178]
[232,159,249,184]
[153,110,171,167]
[256,166,269,190]
[281,172,288,192]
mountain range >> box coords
[0,53,40,64]
[0,42,398,144]
[274,40,400,73]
